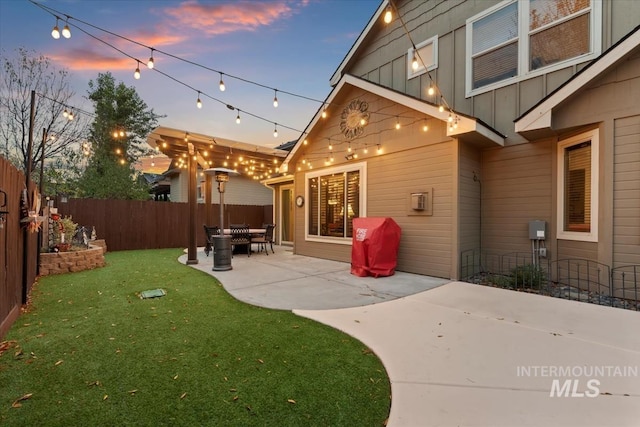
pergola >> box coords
[146,126,289,264]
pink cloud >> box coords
[163,1,297,36]
[49,48,132,71]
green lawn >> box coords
[0,249,390,426]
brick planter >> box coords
[39,240,107,276]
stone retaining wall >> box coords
[39,239,107,276]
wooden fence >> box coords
[52,197,273,252]
[1,156,39,339]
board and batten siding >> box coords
[613,115,640,266]
[344,0,640,146]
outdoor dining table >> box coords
[222,228,266,237]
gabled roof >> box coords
[330,1,389,86]
[515,24,640,135]
[282,74,505,172]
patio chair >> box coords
[252,224,275,255]
[229,224,251,257]
[203,225,220,256]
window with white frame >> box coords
[557,129,599,242]
[466,0,601,95]
[306,163,365,241]
[407,35,438,79]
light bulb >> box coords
[147,54,154,69]
[439,105,444,113]
[273,125,278,137]
[68,111,74,120]
[364,146,369,154]
[62,109,68,118]
[377,145,382,154]
[348,144,352,153]
[196,92,202,109]
[236,112,241,124]
[273,90,278,108]
[51,19,60,39]
[384,5,392,24]
[119,130,124,137]
[134,64,141,80]
[412,53,419,70]
[219,73,225,91]
[423,124,429,132]
[113,130,119,138]
[62,21,71,39]
[448,113,453,123]
[321,106,327,119]
[395,119,401,130]
[428,86,435,96]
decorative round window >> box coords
[340,99,370,140]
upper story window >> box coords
[407,35,438,79]
[306,163,366,243]
[466,0,601,96]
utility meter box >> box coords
[529,220,547,240]
[411,193,425,211]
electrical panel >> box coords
[411,193,425,210]
[529,220,546,240]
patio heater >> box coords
[204,167,238,271]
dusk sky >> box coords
[0,0,381,148]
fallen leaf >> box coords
[601,392,612,395]
[103,395,108,400]
[11,393,33,408]
[128,389,138,395]
[257,359,264,364]
[287,399,296,404]
[87,381,101,387]
[173,374,179,380]
[437,335,443,338]
[54,360,63,366]
[180,392,187,399]
[232,395,239,401]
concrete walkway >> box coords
[181,246,640,427]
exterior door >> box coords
[280,185,294,245]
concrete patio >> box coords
[181,246,640,427]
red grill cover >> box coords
[351,217,401,278]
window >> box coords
[466,0,601,95]
[407,35,438,79]
[557,130,598,242]
[306,163,366,242]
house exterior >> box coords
[267,0,640,281]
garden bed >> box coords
[39,239,107,276]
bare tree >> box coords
[0,47,89,185]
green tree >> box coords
[78,72,160,199]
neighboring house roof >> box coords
[282,73,505,172]
[515,24,640,136]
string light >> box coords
[62,108,68,118]
[219,73,226,91]
[411,51,419,70]
[422,121,429,132]
[196,91,202,109]
[377,144,382,154]
[383,5,393,23]
[321,105,328,119]
[147,48,154,69]
[363,145,368,154]
[427,85,435,96]
[61,18,71,38]
[67,110,74,120]
[134,61,141,79]
[273,124,278,138]
[395,117,401,130]
[236,110,241,124]
[51,17,60,39]
[273,89,278,108]
[348,142,352,153]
